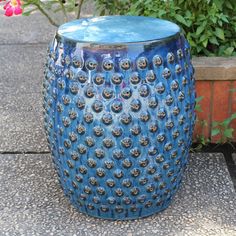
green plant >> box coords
[211,113,236,143]
[211,87,236,144]
[195,119,210,144]
[22,0,86,27]
[193,95,236,149]
[95,0,236,56]
[195,96,203,112]
[96,0,131,16]
[193,96,210,150]
[6,0,236,56]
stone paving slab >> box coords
[0,153,235,236]
[0,42,49,151]
[0,44,49,152]
[0,2,93,45]
[0,91,48,152]
[0,44,47,94]
[0,112,48,152]
[0,92,43,113]
[0,11,56,45]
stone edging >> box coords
[193,57,236,81]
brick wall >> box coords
[192,57,236,142]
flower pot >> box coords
[43,16,196,220]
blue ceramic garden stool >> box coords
[43,16,196,220]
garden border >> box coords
[193,57,236,142]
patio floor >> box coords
[0,11,236,236]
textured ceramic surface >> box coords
[58,16,180,43]
[43,16,196,220]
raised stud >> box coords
[156,82,165,94]
[153,55,163,66]
[93,73,105,85]
[130,99,141,112]
[102,113,113,125]
[137,57,148,70]
[111,126,123,137]
[146,70,156,82]
[92,100,103,113]
[93,126,104,137]
[102,87,114,99]
[85,58,97,70]
[139,84,150,97]
[130,72,141,84]
[102,58,114,71]
[121,87,132,99]
[72,55,83,68]
[167,52,175,63]
[77,71,88,83]
[122,159,132,169]
[120,58,131,70]
[111,73,123,85]
[162,67,171,79]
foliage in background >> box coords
[211,113,236,143]
[193,96,210,151]
[2,0,236,56]
[22,0,84,26]
[96,0,236,56]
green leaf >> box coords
[225,1,233,9]
[195,96,204,103]
[224,47,234,56]
[186,10,191,18]
[202,39,208,48]
[22,8,38,16]
[221,15,229,23]
[195,105,202,112]
[215,27,225,40]
[218,45,227,55]
[209,36,219,45]
[223,128,234,138]
[222,117,233,127]
[218,20,223,27]
[157,9,166,17]
[212,121,219,127]
[195,96,203,112]
[211,129,220,136]
[211,17,217,24]
[199,33,209,43]
[22,2,33,8]
[175,14,189,27]
[196,25,205,36]
[213,0,223,10]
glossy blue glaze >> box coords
[57,16,180,44]
[43,16,195,220]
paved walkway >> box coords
[0,11,236,236]
[0,153,236,236]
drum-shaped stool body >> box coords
[43,16,196,220]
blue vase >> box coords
[43,16,196,220]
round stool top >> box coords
[57,16,180,44]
